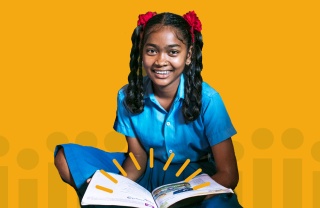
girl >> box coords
[54,11,242,207]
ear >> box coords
[186,46,193,65]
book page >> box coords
[151,173,233,208]
[81,170,157,208]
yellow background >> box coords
[1,0,319,207]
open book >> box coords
[81,170,233,208]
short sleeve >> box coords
[113,87,137,138]
[202,92,237,146]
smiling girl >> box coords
[54,11,242,207]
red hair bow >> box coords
[137,11,157,28]
[183,11,202,42]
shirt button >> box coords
[169,150,173,153]
[166,122,171,126]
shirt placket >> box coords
[163,102,178,159]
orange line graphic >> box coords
[193,182,210,190]
[112,159,127,176]
[163,153,175,171]
[150,148,154,168]
[95,185,113,193]
[184,168,202,182]
[176,159,190,177]
[129,152,141,170]
[100,169,118,184]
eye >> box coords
[169,50,180,56]
[146,48,157,55]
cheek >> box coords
[142,56,155,69]
[171,58,186,68]
[142,59,152,69]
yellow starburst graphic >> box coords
[95,148,210,193]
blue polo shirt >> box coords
[113,75,236,163]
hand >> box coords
[86,178,91,184]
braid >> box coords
[125,25,144,114]
[182,30,203,122]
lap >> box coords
[55,144,242,208]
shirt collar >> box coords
[143,74,185,101]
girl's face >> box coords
[142,26,192,91]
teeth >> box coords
[155,71,169,75]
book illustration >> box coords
[152,182,192,201]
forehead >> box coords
[144,26,186,46]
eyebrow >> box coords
[145,43,181,48]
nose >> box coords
[155,53,168,66]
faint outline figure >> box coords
[75,131,98,147]
[17,148,39,208]
[311,141,320,208]
[252,128,273,208]
[0,136,9,208]
[282,128,303,208]
[47,132,69,208]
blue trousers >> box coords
[55,143,242,208]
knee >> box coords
[54,148,77,188]
[54,148,66,170]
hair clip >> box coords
[183,11,202,42]
[137,11,157,28]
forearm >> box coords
[211,170,239,190]
[204,171,238,200]
[210,138,239,190]
[122,153,147,181]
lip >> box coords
[152,70,172,79]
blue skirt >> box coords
[54,143,242,208]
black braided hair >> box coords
[183,30,203,121]
[125,12,204,122]
[125,25,144,113]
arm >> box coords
[210,137,239,190]
[122,136,148,181]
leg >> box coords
[54,143,126,207]
[54,148,76,189]
[54,144,126,189]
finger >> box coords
[87,178,91,183]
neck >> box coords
[152,82,180,112]
[152,81,179,99]
[154,87,176,99]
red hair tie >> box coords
[183,11,202,43]
[137,11,157,29]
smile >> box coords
[154,70,171,75]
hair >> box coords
[125,12,203,122]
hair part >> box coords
[125,12,204,122]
